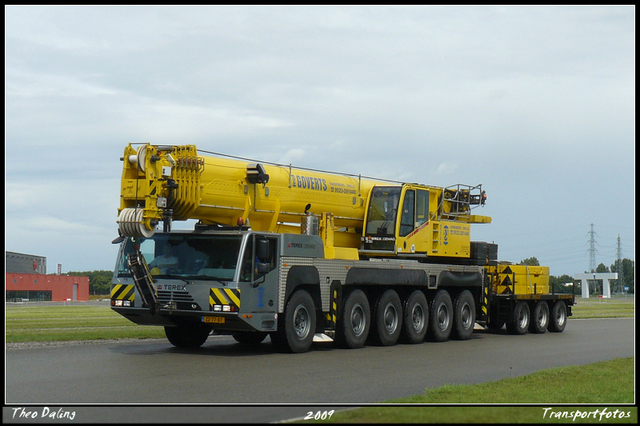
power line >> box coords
[616,234,625,294]
[587,223,599,273]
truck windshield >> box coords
[117,234,243,281]
[365,186,402,237]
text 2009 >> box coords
[304,410,335,421]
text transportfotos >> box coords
[542,407,631,421]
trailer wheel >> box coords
[506,301,530,335]
[401,290,429,344]
[164,324,210,348]
[528,301,549,334]
[335,289,371,349]
[452,290,476,340]
[232,332,268,345]
[370,289,403,346]
[273,289,316,353]
[548,301,567,333]
[428,290,453,342]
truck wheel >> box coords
[428,290,453,342]
[528,301,549,334]
[370,289,402,346]
[232,332,268,345]
[548,301,567,333]
[335,289,370,349]
[401,290,429,344]
[273,289,316,353]
[452,290,476,340]
[506,301,530,335]
[165,324,210,348]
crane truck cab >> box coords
[112,227,324,349]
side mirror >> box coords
[256,238,270,263]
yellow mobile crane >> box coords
[112,143,574,352]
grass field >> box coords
[301,355,637,423]
[5,295,636,423]
[571,296,635,319]
[311,358,635,423]
[5,303,165,342]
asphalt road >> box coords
[4,318,635,423]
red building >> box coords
[6,273,90,302]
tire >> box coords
[452,290,476,340]
[232,331,268,345]
[335,289,371,349]
[401,290,429,344]
[165,324,210,348]
[548,301,567,333]
[528,301,549,334]
[369,289,403,346]
[428,290,453,342]
[272,290,316,353]
[506,301,530,335]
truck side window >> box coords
[416,190,429,227]
[240,236,278,282]
[240,238,254,282]
[264,237,278,273]
[400,190,415,237]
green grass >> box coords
[570,296,635,319]
[392,357,634,404]
[315,404,637,424]
[5,304,165,342]
[302,358,636,424]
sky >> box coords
[5,5,635,277]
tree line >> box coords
[66,270,112,295]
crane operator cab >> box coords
[360,183,489,259]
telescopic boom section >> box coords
[118,143,379,238]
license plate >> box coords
[202,316,225,324]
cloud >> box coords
[433,162,459,176]
[278,148,306,165]
[4,5,635,276]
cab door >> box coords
[238,234,279,314]
[396,188,431,255]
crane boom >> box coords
[119,143,383,233]
[117,143,490,260]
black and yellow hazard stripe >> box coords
[482,285,489,316]
[111,284,135,302]
[209,288,241,311]
[330,289,338,326]
[494,265,514,295]
[324,289,339,328]
[498,274,514,294]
